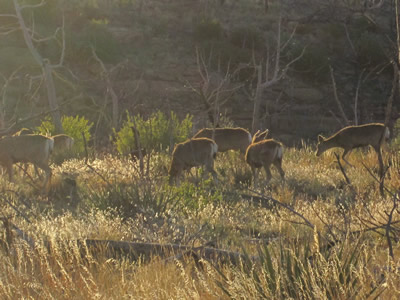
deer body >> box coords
[0,134,54,189]
[52,134,74,151]
[316,123,389,171]
[245,135,285,186]
[193,127,268,153]
[169,138,218,185]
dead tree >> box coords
[188,48,243,129]
[0,0,65,133]
[251,15,304,133]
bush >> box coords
[37,115,93,155]
[114,110,193,155]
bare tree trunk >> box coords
[12,0,63,134]
[91,48,121,130]
[43,62,63,133]
[264,0,269,13]
[251,16,303,133]
[251,67,264,133]
[329,65,349,126]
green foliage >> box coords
[114,111,193,155]
[37,115,93,155]
[172,180,223,211]
[214,238,385,299]
[391,118,400,149]
[82,181,178,220]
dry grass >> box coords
[0,144,399,299]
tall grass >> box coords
[0,144,399,299]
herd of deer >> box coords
[0,122,390,191]
[169,123,390,186]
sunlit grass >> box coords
[0,143,399,299]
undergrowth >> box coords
[0,144,399,299]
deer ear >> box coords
[318,135,325,143]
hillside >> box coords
[0,0,398,145]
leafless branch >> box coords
[52,15,66,68]
[329,65,349,125]
[19,0,45,10]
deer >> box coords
[245,131,285,187]
[0,134,54,191]
[48,134,75,166]
[169,137,218,185]
[52,134,74,152]
[316,123,390,174]
[193,127,269,153]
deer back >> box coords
[319,123,388,152]
[0,134,54,165]
[52,134,74,151]
[193,127,251,152]
[245,139,283,167]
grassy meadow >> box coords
[0,143,399,299]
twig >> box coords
[329,65,349,126]
[81,131,113,188]
[334,152,352,186]
[385,195,398,259]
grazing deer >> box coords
[52,134,74,152]
[316,123,390,173]
[193,127,269,153]
[0,134,54,191]
[245,131,285,187]
[169,138,218,185]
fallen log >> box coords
[3,220,257,266]
[79,239,255,266]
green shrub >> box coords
[37,115,93,155]
[114,110,193,155]
[82,181,178,220]
[391,118,400,149]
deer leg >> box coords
[205,160,218,184]
[273,160,285,180]
[263,164,272,185]
[6,163,14,182]
[341,149,354,167]
[36,163,52,193]
[374,146,384,177]
[251,166,258,188]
